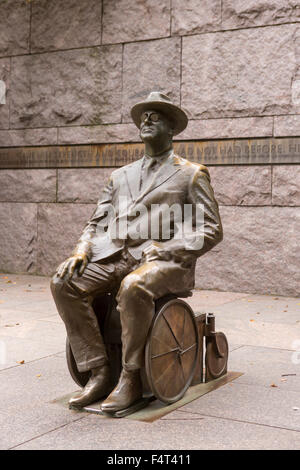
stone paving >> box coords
[0,272,299,450]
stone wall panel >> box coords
[274,115,300,136]
[102,0,170,44]
[60,117,273,144]
[177,117,274,141]
[122,38,181,122]
[58,168,114,203]
[171,0,221,36]
[0,128,57,147]
[0,203,37,273]
[10,46,122,129]
[222,0,300,30]
[182,25,298,119]
[0,0,30,57]
[209,166,272,205]
[31,0,102,53]
[0,170,56,202]
[58,123,140,145]
[37,203,96,276]
[272,165,300,206]
[195,206,300,296]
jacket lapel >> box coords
[136,153,181,201]
[124,157,144,201]
[124,152,182,203]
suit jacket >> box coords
[74,152,223,289]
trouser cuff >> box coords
[76,356,109,373]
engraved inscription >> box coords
[0,138,299,169]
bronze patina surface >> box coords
[50,91,223,414]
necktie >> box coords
[140,157,161,191]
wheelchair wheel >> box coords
[205,332,229,380]
[145,298,199,404]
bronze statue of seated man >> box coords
[50,91,223,413]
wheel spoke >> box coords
[181,310,186,347]
[152,333,178,353]
[180,343,197,355]
[177,353,186,384]
[162,313,182,348]
[151,347,179,359]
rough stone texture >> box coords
[176,117,274,140]
[59,118,273,143]
[10,45,122,129]
[102,0,170,44]
[31,0,102,53]
[58,123,140,145]
[171,0,221,35]
[208,165,272,205]
[0,59,10,130]
[0,170,56,202]
[0,128,58,147]
[274,115,300,136]
[0,0,30,57]
[272,165,300,206]
[182,25,299,119]
[37,203,96,275]
[59,117,274,144]
[57,168,114,203]
[0,203,37,273]
[122,38,181,122]
[195,206,300,296]
[222,0,300,30]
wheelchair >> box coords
[66,289,229,414]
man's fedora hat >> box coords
[131,91,188,136]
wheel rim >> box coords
[205,332,228,379]
[145,299,199,404]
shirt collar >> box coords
[144,148,173,164]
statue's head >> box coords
[139,109,173,144]
[131,92,188,146]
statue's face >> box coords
[139,109,173,143]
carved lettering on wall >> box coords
[0,138,299,168]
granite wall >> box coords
[0,0,299,296]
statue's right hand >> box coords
[56,254,88,279]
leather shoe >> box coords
[101,369,142,413]
[69,365,111,409]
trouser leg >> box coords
[51,259,123,372]
[116,259,192,371]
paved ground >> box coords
[0,272,299,450]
